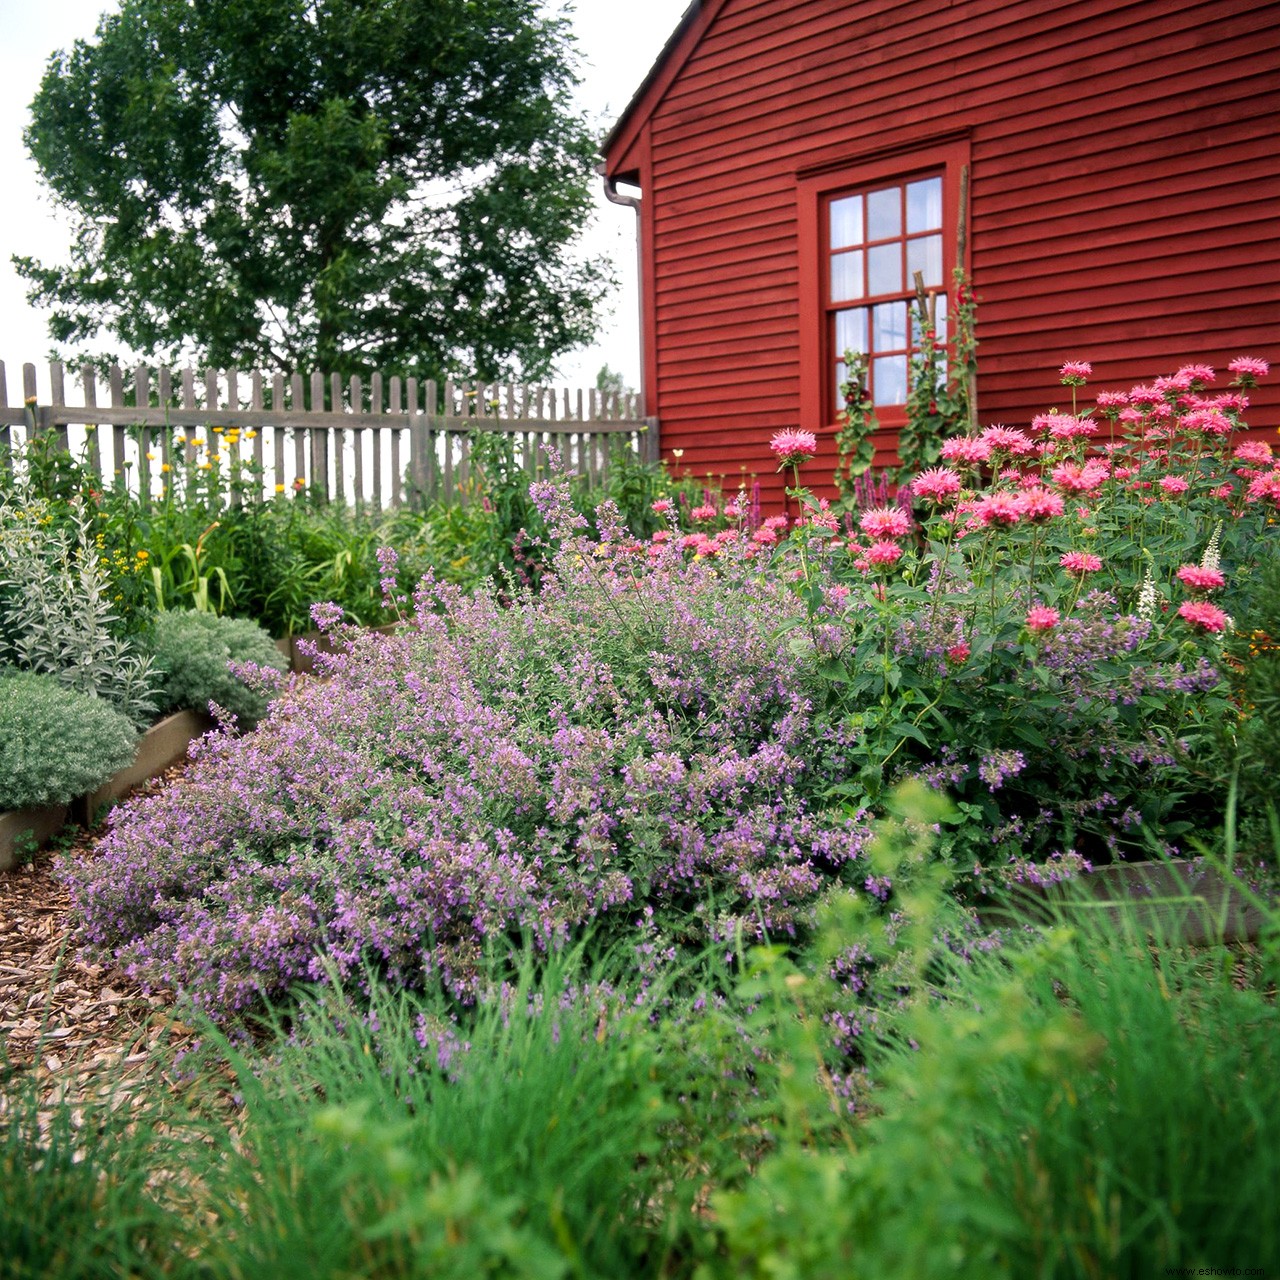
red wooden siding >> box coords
[604,0,1280,508]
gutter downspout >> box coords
[598,164,649,431]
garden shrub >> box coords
[64,469,873,1021]
[0,480,156,725]
[0,670,137,810]
[774,357,1278,872]
[149,608,288,723]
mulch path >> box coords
[0,765,199,1116]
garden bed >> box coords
[0,710,213,872]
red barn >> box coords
[600,0,1280,506]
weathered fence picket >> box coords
[0,359,656,507]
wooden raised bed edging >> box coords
[982,859,1267,945]
[0,709,215,873]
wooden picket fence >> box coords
[0,360,656,508]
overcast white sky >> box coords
[0,0,690,402]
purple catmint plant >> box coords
[63,470,875,1023]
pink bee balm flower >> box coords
[911,466,963,503]
[1059,360,1092,384]
[1228,356,1269,387]
[680,533,704,550]
[1034,412,1097,440]
[979,425,1035,456]
[769,429,817,468]
[1059,551,1103,575]
[1234,441,1273,465]
[865,539,904,567]
[940,436,991,465]
[1175,363,1215,388]
[1158,475,1190,495]
[975,491,1023,526]
[1183,408,1232,437]
[1095,390,1129,411]
[763,514,790,530]
[1246,471,1280,504]
[651,529,672,544]
[1051,461,1108,494]
[651,498,674,514]
[691,503,718,521]
[1025,605,1060,633]
[1176,564,1226,593]
[860,506,913,539]
[752,526,779,545]
[1016,488,1065,522]
[945,640,970,664]
[1178,600,1229,633]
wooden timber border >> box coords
[0,360,657,508]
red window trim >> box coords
[797,137,971,437]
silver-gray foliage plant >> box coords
[0,478,157,726]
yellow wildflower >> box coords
[161,463,172,473]
[274,483,286,494]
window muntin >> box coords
[822,174,945,409]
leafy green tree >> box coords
[17,0,612,383]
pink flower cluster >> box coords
[1059,551,1102,576]
[1177,600,1228,633]
[1175,564,1226,594]
[770,429,817,469]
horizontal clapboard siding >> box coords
[610,0,1279,506]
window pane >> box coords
[830,250,864,302]
[867,187,901,239]
[906,233,943,289]
[834,307,868,357]
[835,360,846,411]
[872,300,908,351]
[935,291,949,343]
[867,243,901,295]
[906,177,942,233]
[873,354,908,406]
[829,195,863,248]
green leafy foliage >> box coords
[704,787,1280,1279]
[149,609,287,723]
[0,670,137,810]
[0,480,156,725]
[19,0,611,379]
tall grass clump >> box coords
[163,950,725,1279]
[705,786,1280,1279]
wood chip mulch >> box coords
[0,764,199,1117]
